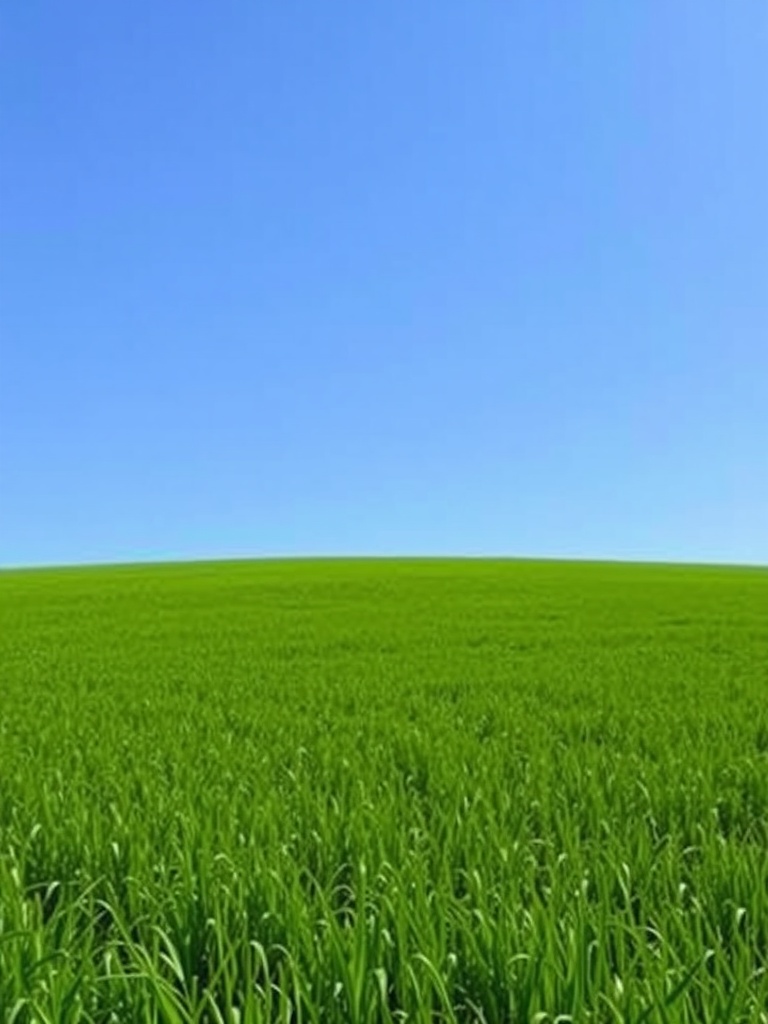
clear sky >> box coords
[2,2,767,568]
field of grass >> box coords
[1,558,768,1023]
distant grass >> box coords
[1,558,768,1022]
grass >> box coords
[1,557,768,1022]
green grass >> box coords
[2,558,768,1022]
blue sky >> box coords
[2,2,767,567]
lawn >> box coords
[1,558,767,1022]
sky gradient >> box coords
[2,2,767,567]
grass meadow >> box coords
[1,558,768,1023]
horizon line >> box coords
[1,553,767,574]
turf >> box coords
[1,558,768,1022]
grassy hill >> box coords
[2,558,768,1022]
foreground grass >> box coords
[1,558,768,1022]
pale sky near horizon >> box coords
[2,2,767,568]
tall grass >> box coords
[1,559,768,1021]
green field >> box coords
[2,559,768,1023]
